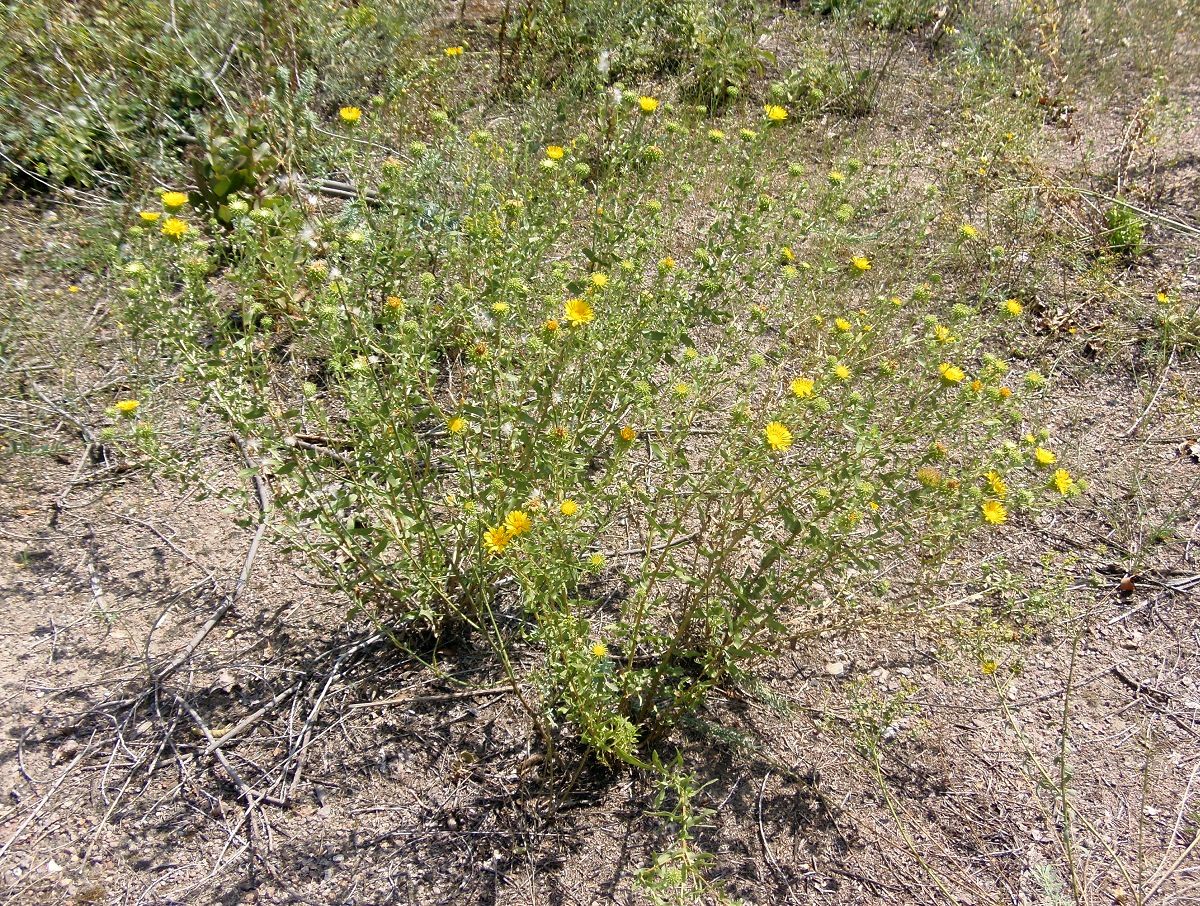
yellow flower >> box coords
[764,421,793,451]
[589,552,606,568]
[933,324,954,344]
[985,471,1008,498]
[832,363,851,381]
[560,499,579,516]
[764,104,788,122]
[828,170,846,184]
[546,145,565,160]
[491,301,509,315]
[658,256,676,270]
[638,96,659,113]
[960,223,980,240]
[338,106,362,124]
[544,318,560,332]
[483,525,512,554]
[834,317,852,333]
[780,246,795,263]
[1033,447,1057,467]
[139,210,161,222]
[448,416,467,434]
[161,217,189,239]
[981,659,998,676]
[619,425,637,442]
[850,255,871,272]
[505,510,533,536]
[590,272,609,288]
[1156,291,1171,304]
[114,399,140,414]
[707,128,725,143]
[790,377,814,399]
[674,382,690,398]
[160,191,188,210]
[591,642,608,658]
[938,362,966,384]
[564,297,594,326]
[981,499,1008,525]
[444,45,464,57]
[1052,468,1074,494]
[1002,298,1023,317]
[386,295,406,312]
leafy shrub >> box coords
[124,90,1073,771]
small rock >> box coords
[824,662,847,677]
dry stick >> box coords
[0,732,96,864]
[150,436,269,684]
[756,771,799,904]
[203,683,302,754]
[1122,347,1177,439]
[348,685,510,711]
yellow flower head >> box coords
[544,318,560,332]
[938,362,966,385]
[1052,468,1074,495]
[981,499,1008,525]
[674,382,690,398]
[765,421,793,452]
[545,145,565,160]
[339,106,362,124]
[386,295,406,312]
[1033,447,1057,467]
[833,363,851,381]
[591,642,608,658]
[114,399,140,414]
[564,297,594,326]
[560,499,579,516]
[780,246,795,263]
[985,471,1008,498]
[829,170,846,184]
[981,659,998,676]
[638,96,659,113]
[589,552,606,568]
[790,377,815,399]
[444,45,464,57]
[504,509,533,536]
[834,317,852,333]
[590,272,609,288]
[491,301,509,315]
[933,324,954,344]
[483,525,512,554]
[162,217,189,239]
[764,104,788,122]
[850,255,871,273]
[658,256,676,270]
[160,191,188,210]
[619,425,637,442]
[960,223,980,240]
[1002,298,1023,317]
[448,416,467,434]
[139,210,161,222]
[707,128,725,143]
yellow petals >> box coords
[764,421,793,451]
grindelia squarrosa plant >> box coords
[120,90,1077,773]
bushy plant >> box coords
[121,86,1077,773]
